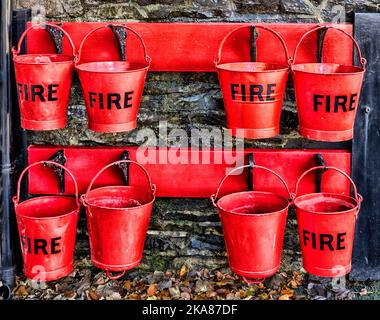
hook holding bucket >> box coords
[211,164,293,208]
[81,159,156,207]
[289,25,367,69]
[12,22,76,57]
[75,24,151,65]
[215,24,290,66]
[13,160,79,206]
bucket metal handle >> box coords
[75,24,151,65]
[82,160,156,206]
[290,25,367,68]
[294,166,363,215]
[12,22,76,57]
[105,270,126,281]
[13,161,79,206]
[215,24,290,66]
[210,164,292,208]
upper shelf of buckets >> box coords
[14,22,365,142]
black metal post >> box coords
[351,13,380,280]
[0,0,16,294]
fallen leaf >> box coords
[88,290,99,300]
[359,288,368,296]
[279,294,291,300]
[64,290,76,299]
[147,284,157,297]
[123,280,132,290]
[14,285,28,297]
[128,293,140,300]
[181,292,191,300]
[281,288,294,296]
[179,265,187,278]
[288,280,299,289]
[169,286,180,299]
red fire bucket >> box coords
[81,160,156,280]
[216,25,290,139]
[12,23,76,131]
[13,161,80,281]
[211,164,292,283]
[291,26,366,141]
[76,24,151,133]
[294,166,362,277]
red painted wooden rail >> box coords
[27,146,350,198]
[26,22,354,72]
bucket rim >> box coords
[75,60,150,74]
[293,192,359,215]
[217,190,290,217]
[216,61,289,73]
[291,62,365,76]
[15,195,79,220]
[13,53,75,65]
[83,185,155,211]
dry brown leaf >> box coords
[288,280,299,289]
[15,285,28,297]
[281,288,294,296]
[147,284,157,297]
[206,290,217,298]
[279,294,291,300]
[123,280,132,290]
[88,290,99,300]
[64,290,76,299]
[359,288,370,296]
[128,293,140,300]
[179,265,187,278]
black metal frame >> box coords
[0,8,379,294]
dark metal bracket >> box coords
[117,150,130,185]
[247,153,255,191]
[44,149,66,193]
[250,26,259,62]
[110,25,127,61]
[317,26,328,63]
[46,24,64,54]
[315,153,328,193]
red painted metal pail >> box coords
[13,161,79,281]
[12,23,75,131]
[211,164,292,283]
[216,25,290,139]
[76,24,151,133]
[291,26,366,141]
[294,166,362,277]
[81,160,156,280]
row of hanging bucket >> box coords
[216,24,366,141]
[13,160,155,281]
[211,164,362,284]
[13,23,151,133]
[14,159,361,283]
[13,23,365,141]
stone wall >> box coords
[13,0,379,272]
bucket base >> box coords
[230,264,280,280]
[304,264,351,278]
[89,120,137,133]
[299,126,353,142]
[24,262,73,282]
[21,118,66,131]
[227,126,279,139]
[92,257,142,272]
